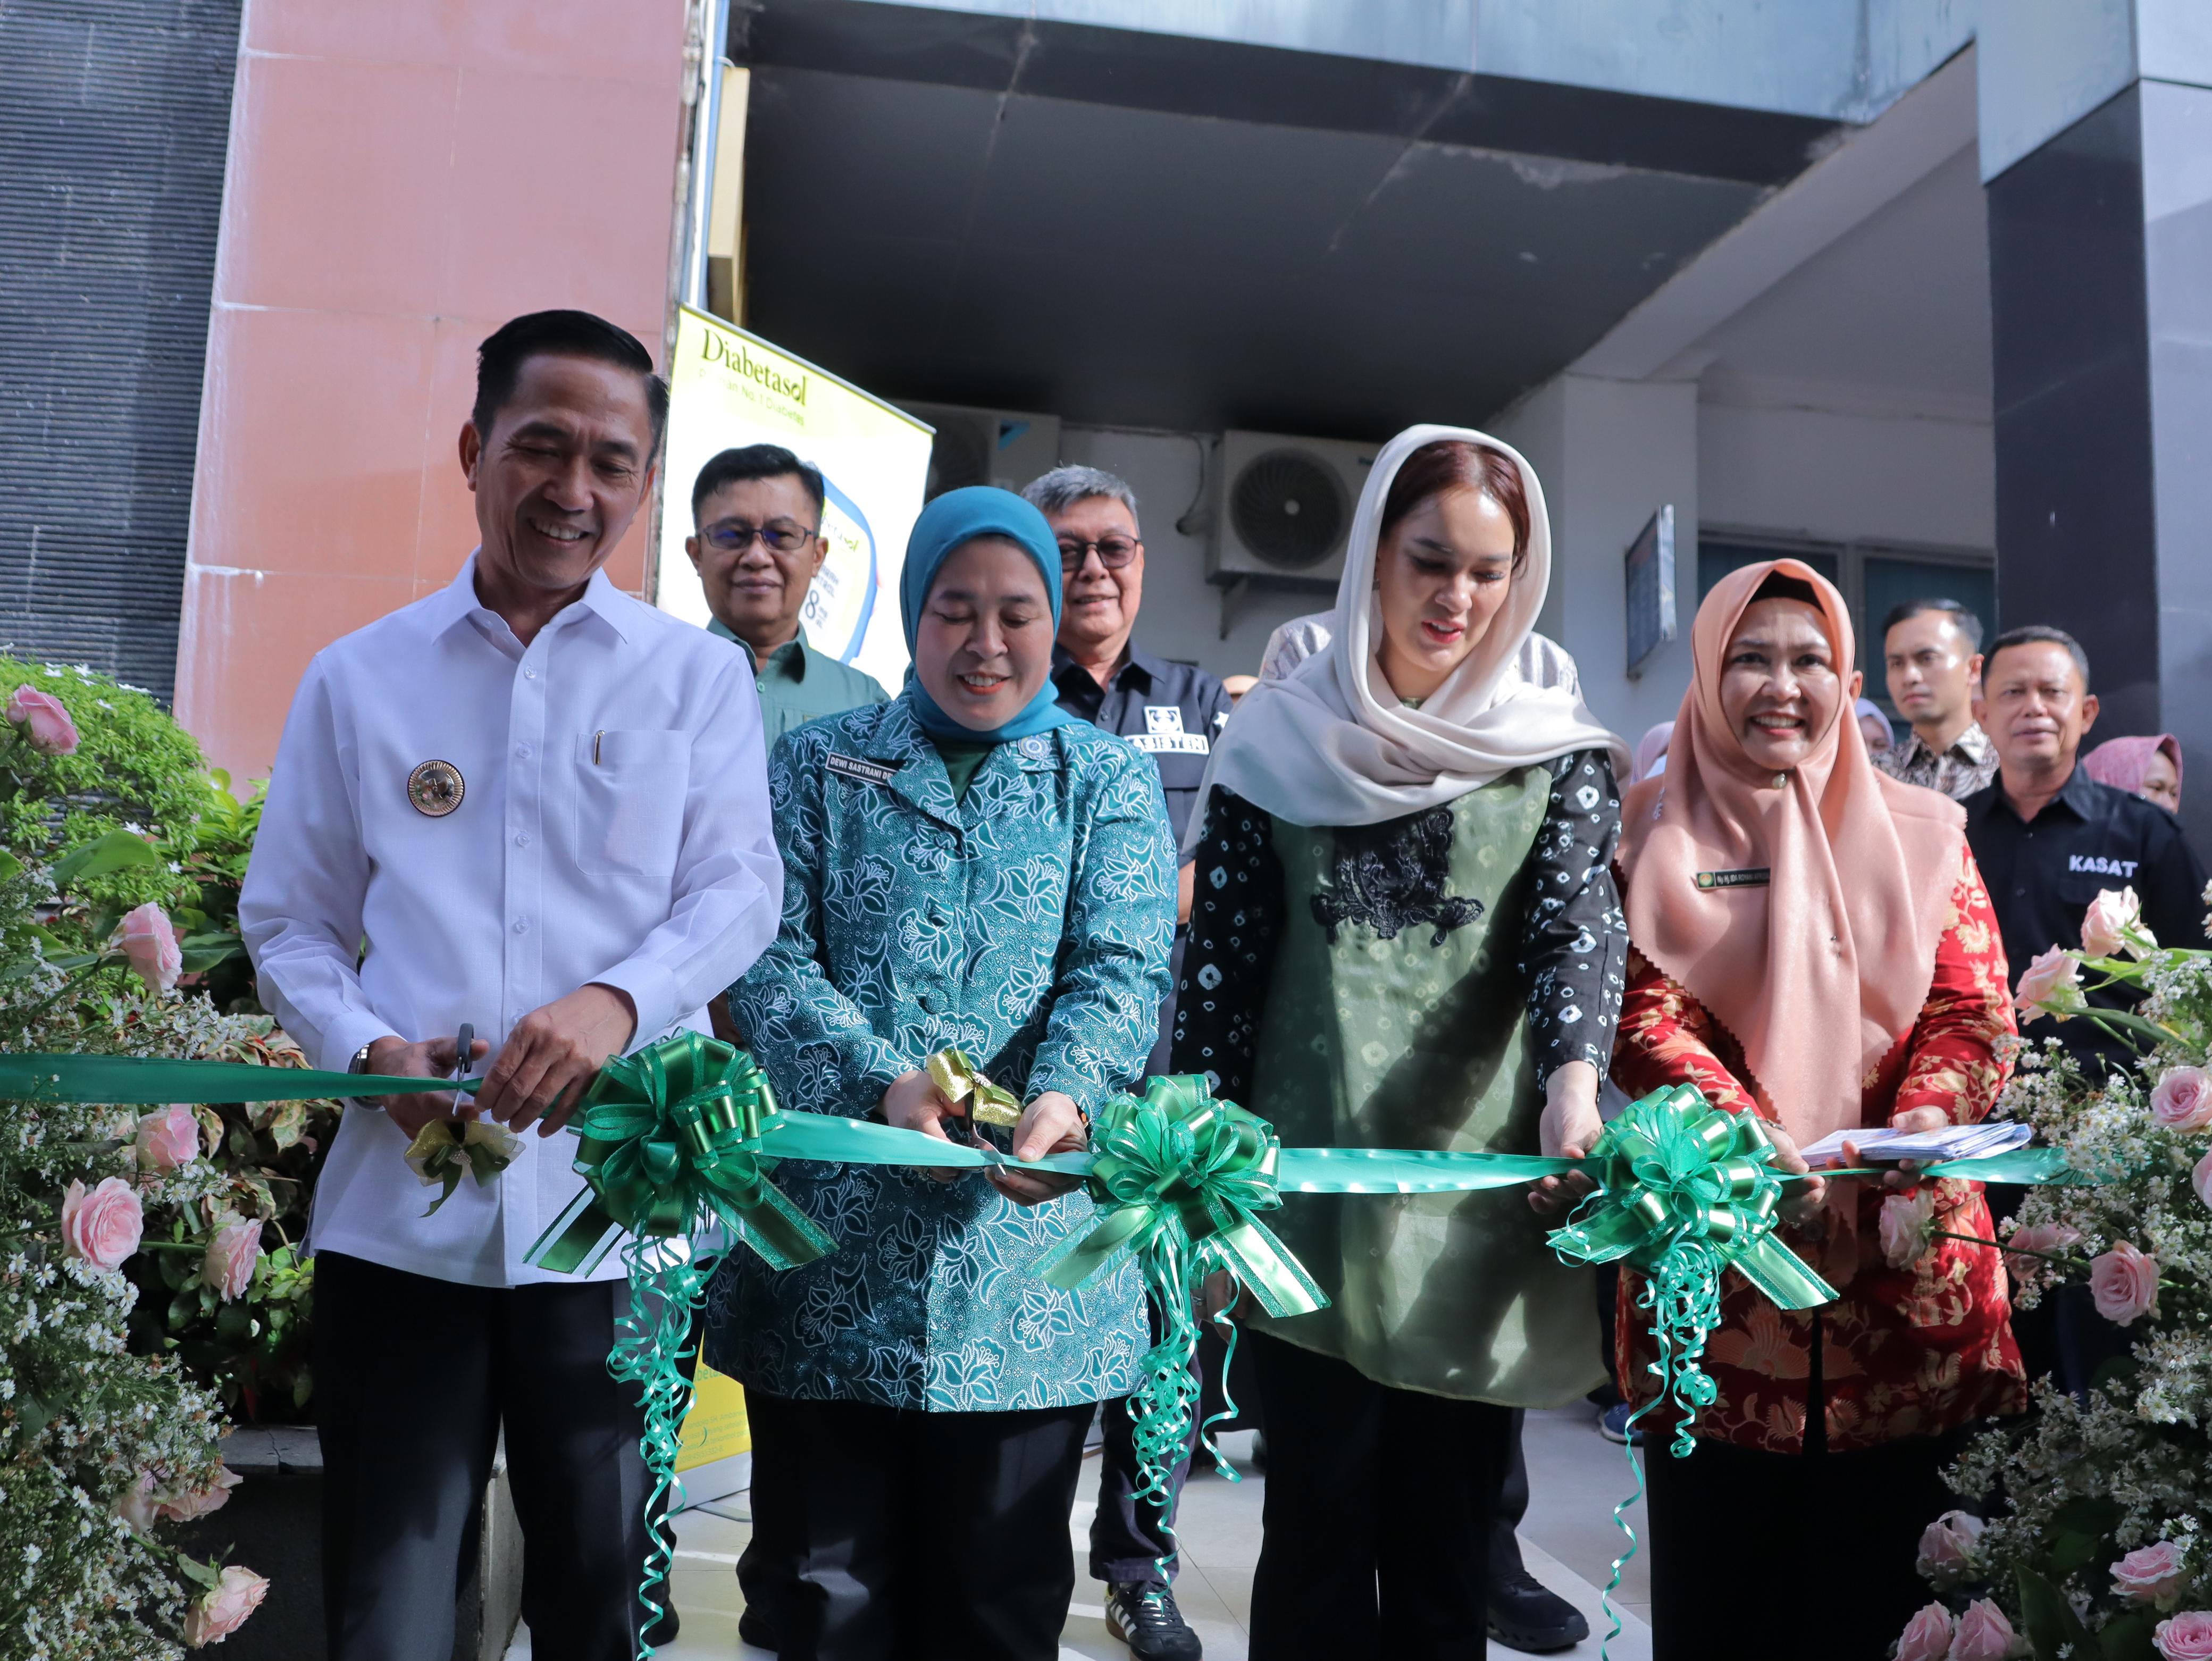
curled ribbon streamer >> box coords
[609,1234,717,1661]
[926,1047,1023,1129]
[1544,1083,1839,1661]
[1039,1076,1326,1566]
[520,1033,835,1661]
[524,1033,835,1277]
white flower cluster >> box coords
[0,922,276,1656]
[1939,944,2212,1641]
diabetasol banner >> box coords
[655,308,932,689]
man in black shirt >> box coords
[1029,465,1233,1074]
[1963,625,2208,1077]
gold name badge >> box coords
[407,760,465,818]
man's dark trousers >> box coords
[315,1252,649,1661]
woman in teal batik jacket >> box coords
[703,486,1176,1661]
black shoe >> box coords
[737,1609,776,1651]
[640,1603,681,1647]
[1104,1581,1203,1660]
[1487,1565,1590,1654]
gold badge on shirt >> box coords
[407,759,465,818]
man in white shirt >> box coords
[239,309,781,1660]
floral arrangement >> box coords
[1894,884,2212,1661]
[0,664,291,1657]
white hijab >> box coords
[1188,424,1628,852]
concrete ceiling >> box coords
[735,0,1847,438]
[1691,144,1993,417]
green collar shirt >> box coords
[709,619,891,746]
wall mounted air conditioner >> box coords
[900,401,1063,500]
[1206,430,1377,585]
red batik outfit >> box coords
[1612,845,2026,1454]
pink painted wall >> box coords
[178,0,691,783]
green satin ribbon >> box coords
[0,1044,2092,1661]
[524,1033,833,1277]
[0,1052,481,1102]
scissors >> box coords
[451,1022,474,1123]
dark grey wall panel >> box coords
[0,0,241,703]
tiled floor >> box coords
[508,1406,1653,1659]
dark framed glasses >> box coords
[1058,536,1140,571]
[701,519,817,555]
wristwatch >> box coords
[345,1042,375,1108]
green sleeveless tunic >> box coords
[1244,767,1605,1405]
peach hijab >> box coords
[1616,559,1964,1148]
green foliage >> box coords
[170,771,265,1015]
[0,657,204,917]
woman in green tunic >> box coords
[1174,425,1630,1659]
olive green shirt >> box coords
[708,619,891,744]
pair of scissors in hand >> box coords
[451,1022,474,1121]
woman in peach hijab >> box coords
[1610,560,2024,1661]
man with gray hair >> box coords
[1027,463,1229,1661]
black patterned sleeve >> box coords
[1516,749,1628,1080]
[1169,785,1282,1102]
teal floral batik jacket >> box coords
[703,691,1176,1411]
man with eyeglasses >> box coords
[685,443,889,742]
[681,443,886,1652]
[1027,463,1231,1661]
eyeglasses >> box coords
[701,519,817,555]
[1058,536,1140,571]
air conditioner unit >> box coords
[901,401,1063,500]
[1207,430,1377,585]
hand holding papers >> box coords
[1797,1120,2033,1168]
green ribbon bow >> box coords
[524,1032,834,1277]
[403,1118,520,1216]
[1544,1083,1841,1661]
[1547,1081,1837,1319]
[1039,1076,1323,1569]
[1041,1074,1324,1318]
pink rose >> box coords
[2091,1239,2161,1325]
[112,903,182,994]
[154,1467,241,1525]
[202,1219,261,1302]
[134,1105,202,1174]
[2195,1147,2212,1213]
[2154,1067,2212,1132]
[2156,1612,2212,1661]
[1893,1602,1955,1661]
[115,1471,162,1534]
[1952,1598,2021,1661]
[182,1564,267,1647]
[59,1176,143,1271]
[5,685,78,756]
[2015,945,2083,1022]
[1881,1189,1938,1270]
[2116,1540,2190,1606]
[2082,886,2146,958]
[2006,1221,2082,1278]
[1915,1509,1985,1573]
